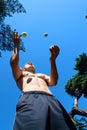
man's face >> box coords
[24,62,35,73]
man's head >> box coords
[23,62,35,73]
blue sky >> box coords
[0,0,87,129]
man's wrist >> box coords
[50,58,56,63]
[14,42,20,46]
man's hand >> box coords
[49,45,60,61]
[12,32,20,45]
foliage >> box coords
[73,116,87,130]
[0,0,26,57]
[74,53,87,74]
[65,53,87,98]
[65,73,87,97]
[0,0,26,22]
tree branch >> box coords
[70,107,87,118]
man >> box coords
[10,32,76,130]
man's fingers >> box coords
[12,32,20,44]
[12,32,19,39]
[50,45,60,54]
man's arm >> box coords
[47,45,60,86]
[10,32,22,81]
